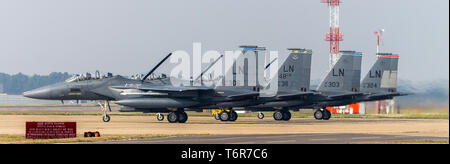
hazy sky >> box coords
[0,0,448,81]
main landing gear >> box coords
[314,109,331,120]
[98,100,112,122]
[273,110,291,121]
[167,109,188,123]
[218,110,238,122]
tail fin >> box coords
[223,45,266,87]
[361,53,399,93]
[317,51,363,93]
[275,49,312,92]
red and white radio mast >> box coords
[374,29,385,53]
[321,0,343,69]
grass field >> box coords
[0,108,447,119]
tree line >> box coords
[0,72,72,95]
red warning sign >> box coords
[26,122,77,139]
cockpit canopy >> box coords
[65,71,113,82]
[130,73,167,81]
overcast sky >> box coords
[0,0,448,81]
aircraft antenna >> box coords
[195,54,224,83]
[265,58,278,70]
[142,53,173,83]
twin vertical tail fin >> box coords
[317,51,363,93]
[275,49,312,92]
[361,53,399,93]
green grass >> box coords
[0,133,209,144]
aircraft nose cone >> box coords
[23,88,50,99]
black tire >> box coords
[314,110,324,120]
[219,111,230,121]
[178,112,188,123]
[167,112,178,123]
[273,111,283,121]
[157,114,164,121]
[322,110,331,120]
[282,111,292,121]
[102,115,111,122]
[229,111,238,122]
[258,112,265,119]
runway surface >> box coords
[86,133,448,144]
[0,114,448,144]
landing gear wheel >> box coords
[157,113,164,121]
[178,112,188,123]
[219,111,230,121]
[258,112,265,119]
[282,111,292,121]
[167,112,178,123]
[214,113,220,120]
[102,115,111,122]
[314,110,324,120]
[273,111,283,121]
[99,100,112,122]
[322,109,331,120]
[229,111,238,122]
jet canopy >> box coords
[130,73,168,81]
[65,71,114,82]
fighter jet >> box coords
[22,52,202,122]
[23,51,261,123]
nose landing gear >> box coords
[98,100,112,122]
[102,115,111,122]
[157,113,164,121]
[257,112,265,119]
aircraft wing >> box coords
[367,92,410,99]
[111,85,214,92]
[328,92,365,99]
[276,92,315,100]
[227,92,260,100]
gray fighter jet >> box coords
[22,53,177,122]
[23,51,262,123]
